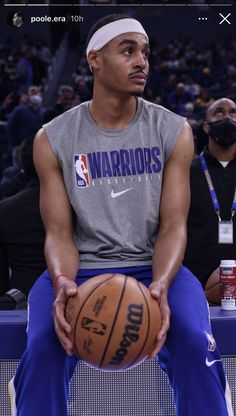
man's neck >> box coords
[89,91,138,130]
[208,138,236,162]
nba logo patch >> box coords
[74,154,90,187]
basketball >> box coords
[205,268,220,306]
[65,273,161,371]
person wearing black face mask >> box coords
[184,98,236,289]
[209,117,236,148]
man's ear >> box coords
[87,51,101,72]
[202,120,210,134]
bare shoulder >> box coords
[169,121,194,166]
[160,122,193,223]
[33,128,59,176]
[34,127,55,157]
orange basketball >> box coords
[65,273,161,371]
[205,268,220,306]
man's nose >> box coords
[134,52,147,69]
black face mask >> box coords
[209,118,236,148]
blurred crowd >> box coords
[0,32,236,193]
[0,35,51,184]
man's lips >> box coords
[129,72,147,80]
[129,73,147,84]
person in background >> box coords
[184,98,236,288]
[0,136,46,302]
[7,85,45,147]
[43,84,74,123]
[194,121,209,155]
[0,91,20,122]
[0,144,29,200]
[14,48,33,93]
[194,88,214,119]
[167,82,194,114]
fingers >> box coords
[149,315,170,359]
[149,284,162,301]
[53,299,74,355]
[149,302,170,358]
[149,333,167,359]
[54,311,74,355]
[53,280,78,355]
[148,282,171,359]
[158,297,170,338]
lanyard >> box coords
[199,152,236,221]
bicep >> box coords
[160,121,194,226]
[33,129,73,236]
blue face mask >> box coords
[29,95,42,107]
[209,118,236,148]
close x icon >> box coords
[219,12,231,24]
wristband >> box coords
[53,274,69,288]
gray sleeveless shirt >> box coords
[43,97,185,269]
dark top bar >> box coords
[0,307,236,359]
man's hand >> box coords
[52,276,78,355]
[148,280,171,358]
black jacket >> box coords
[0,180,46,296]
[184,149,236,287]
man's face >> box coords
[205,98,236,148]
[94,32,150,96]
[28,86,41,96]
[207,99,236,123]
[176,83,185,95]
[59,91,74,110]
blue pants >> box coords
[9,266,233,415]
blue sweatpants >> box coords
[9,266,233,415]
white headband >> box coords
[86,18,148,59]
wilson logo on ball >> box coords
[109,303,143,365]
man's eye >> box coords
[143,51,150,59]
[124,48,133,55]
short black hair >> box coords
[86,14,130,49]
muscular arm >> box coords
[33,128,79,354]
[152,121,194,286]
[33,128,79,283]
[150,121,194,357]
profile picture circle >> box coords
[7,10,24,28]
